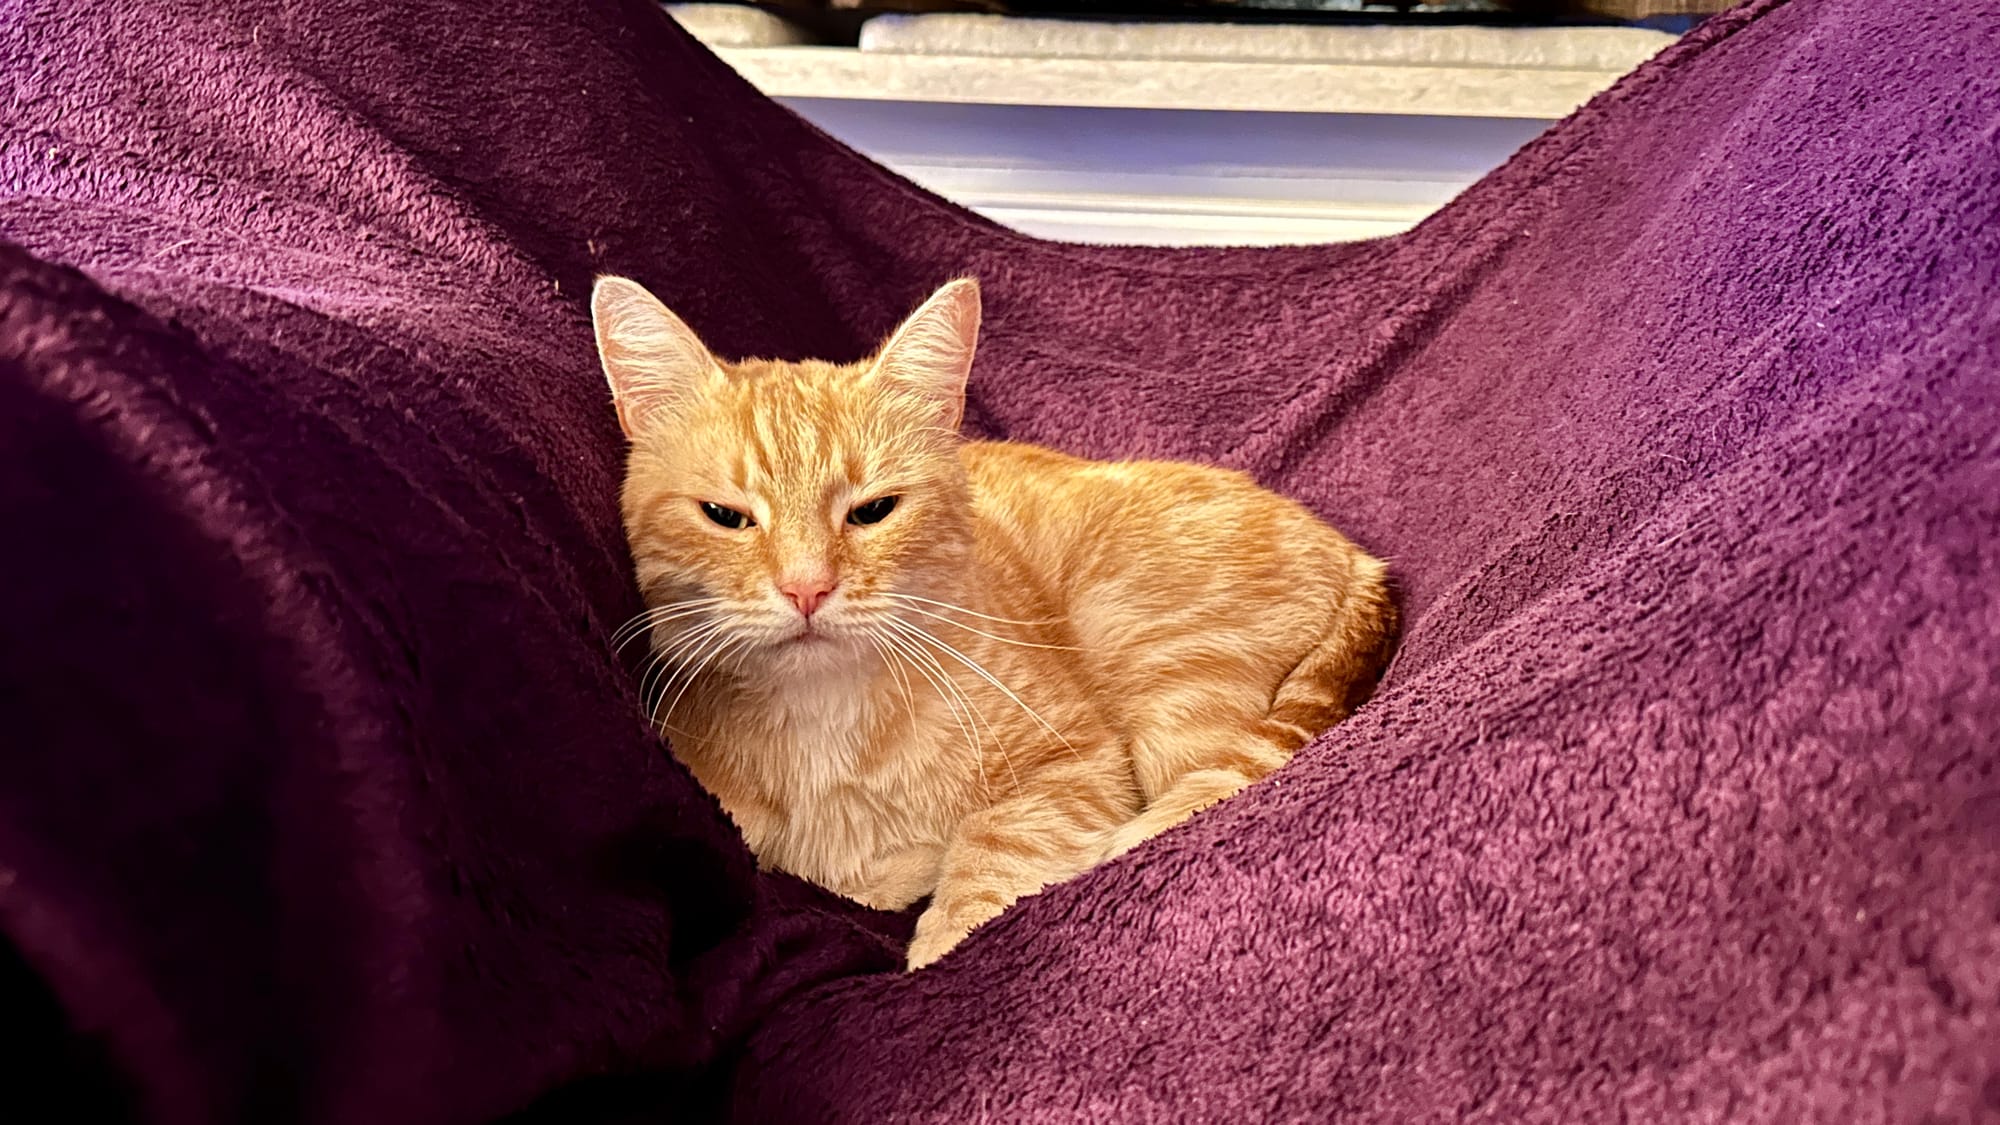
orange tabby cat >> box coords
[593,276,1396,969]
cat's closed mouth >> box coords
[789,624,833,645]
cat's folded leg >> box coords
[1096,723,1292,863]
[905,761,1132,970]
[842,844,945,913]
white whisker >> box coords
[879,627,967,736]
[612,595,722,638]
[880,624,1020,794]
[655,720,720,751]
[643,619,720,690]
[887,616,1080,761]
[612,598,724,652]
[880,591,1065,627]
[876,626,1005,791]
[640,620,723,711]
[866,634,917,718]
[654,626,742,731]
[883,600,1079,650]
[658,637,740,730]
[633,637,683,710]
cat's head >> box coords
[592,275,980,675]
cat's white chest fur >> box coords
[702,653,962,911]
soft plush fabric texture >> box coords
[1,0,1995,1121]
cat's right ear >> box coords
[590,275,719,438]
[870,277,980,432]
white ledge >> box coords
[858,14,1672,71]
[712,44,1647,118]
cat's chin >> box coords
[753,630,865,676]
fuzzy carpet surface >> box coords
[1,0,1996,1120]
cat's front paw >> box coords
[905,899,1003,970]
[1097,820,1150,863]
[904,919,967,971]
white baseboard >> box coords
[782,99,1552,246]
[679,10,1667,247]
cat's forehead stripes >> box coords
[716,362,883,511]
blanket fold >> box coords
[2,0,1995,1121]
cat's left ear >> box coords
[871,277,980,431]
[591,275,721,438]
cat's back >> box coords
[960,438,1088,484]
[960,438,1341,555]
[958,438,1370,625]
[962,439,1260,515]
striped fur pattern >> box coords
[593,276,1398,969]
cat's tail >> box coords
[1262,555,1400,750]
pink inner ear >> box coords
[876,280,980,429]
[592,279,720,436]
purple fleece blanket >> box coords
[2,0,1996,1121]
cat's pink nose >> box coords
[779,576,837,618]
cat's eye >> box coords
[847,496,899,526]
[699,501,753,530]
